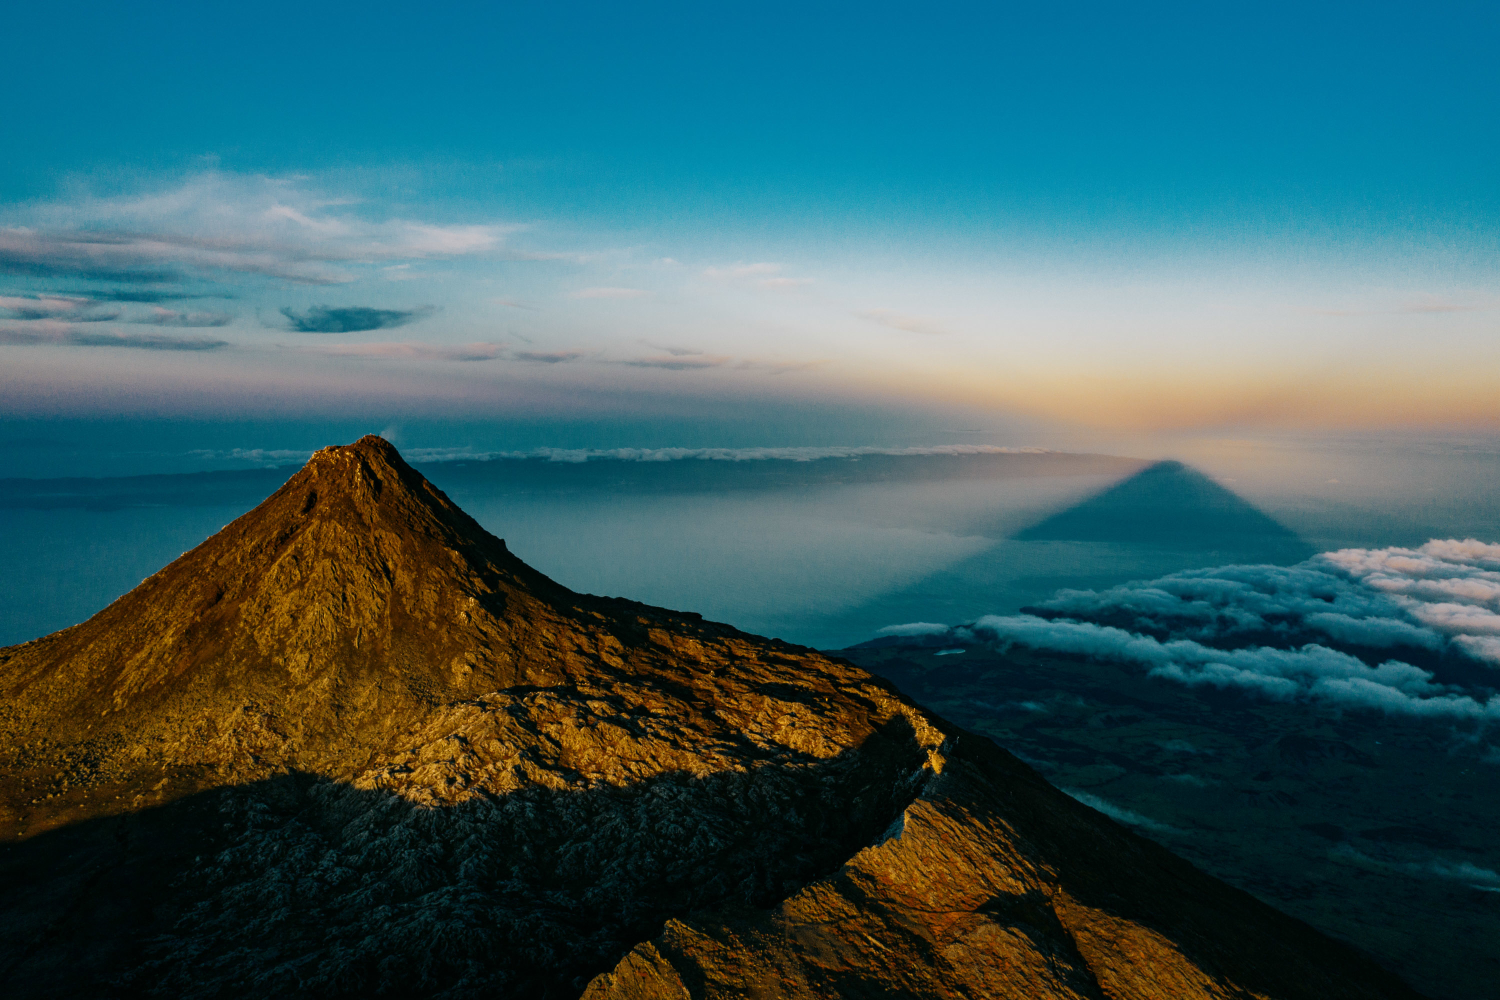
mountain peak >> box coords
[0,441,1423,1000]
[1,436,579,757]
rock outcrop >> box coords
[0,437,1422,998]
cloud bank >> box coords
[401,443,1049,464]
[0,321,228,351]
[1,293,233,328]
[881,540,1500,722]
[183,443,1050,468]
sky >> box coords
[2,0,1497,456]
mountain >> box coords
[0,437,1421,999]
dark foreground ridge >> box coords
[0,437,1423,999]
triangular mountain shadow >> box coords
[1013,460,1315,563]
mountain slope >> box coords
[0,438,1421,998]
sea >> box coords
[4,432,1498,651]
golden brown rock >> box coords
[0,437,1422,999]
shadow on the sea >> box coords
[0,717,927,1000]
[815,461,1316,647]
[1012,460,1315,562]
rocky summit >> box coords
[0,437,1422,999]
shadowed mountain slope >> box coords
[0,438,1420,998]
[1014,460,1315,563]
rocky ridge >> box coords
[0,437,1422,998]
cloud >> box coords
[877,538,1500,722]
[186,447,313,465]
[1064,790,1180,834]
[0,171,516,287]
[701,261,810,290]
[0,294,119,322]
[702,262,782,280]
[737,358,828,375]
[0,293,232,327]
[304,340,507,362]
[0,230,183,283]
[0,320,228,351]
[623,354,733,370]
[513,350,585,363]
[1396,296,1483,314]
[85,289,224,303]
[1312,295,1488,317]
[279,305,435,333]
[616,350,823,373]
[877,622,951,636]
[491,298,535,310]
[1331,843,1500,891]
[571,287,648,299]
[294,340,587,363]
[757,276,812,290]
[639,340,704,356]
[397,443,1048,464]
[856,307,948,336]
[132,307,233,328]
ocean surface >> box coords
[4,436,1498,651]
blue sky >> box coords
[2,1,1496,450]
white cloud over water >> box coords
[883,540,1500,722]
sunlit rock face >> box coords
[0,438,1421,999]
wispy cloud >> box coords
[85,288,225,303]
[0,171,517,288]
[701,261,810,290]
[1064,789,1181,834]
[1312,294,1489,317]
[623,354,732,370]
[296,341,586,363]
[571,286,648,299]
[856,307,948,336]
[513,349,585,363]
[0,294,119,322]
[133,307,233,328]
[0,293,233,328]
[0,320,229,351]
[306,340,508,362]
[399,443,1050,464]
[620,351,823,374]
[640,340,704,356]
[1396,295,1484,314]
[279,304,436,333]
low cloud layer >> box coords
[401,443,1048,464]
[0,321,228,351]
[307,340,506,362]
[280,305,436,333]
[293,340,586,363]
[1,293,233,328]
[1064,789,1180,835]
[180,442,1050,469]
[881,540,1500,721]
[0,294,119,322]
